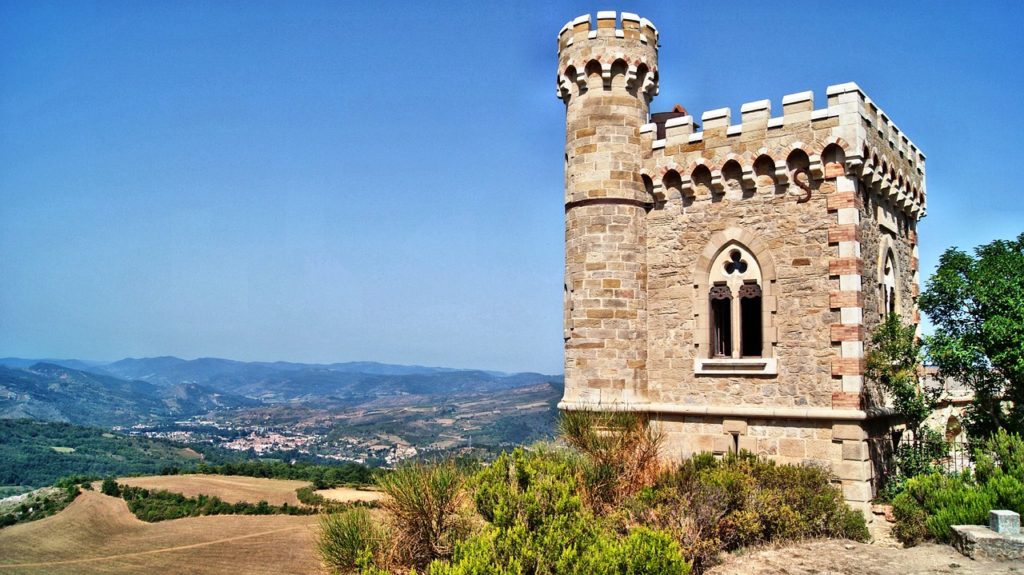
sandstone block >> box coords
[830,291,864,309]
[713,435,734,454]
[722,418,747,434]
[830,324,864,342]
[779,438,805,458]
[842,480,874,502]
[832,391,861,409]
[806,439,831,460]
[832,423,866,441]
[842,440,870,461]
[834,460,872,481]
[738,436,758,453]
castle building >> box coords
[556,12,925,513]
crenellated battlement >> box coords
[557,12,658,51]
[555,12,659,102]
[640,82,927,218]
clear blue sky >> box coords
[2,1,1022,374]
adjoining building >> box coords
[556,12,925,513]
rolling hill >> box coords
[0,364,257,428]
[0,490,321,575]
[0,420,228,488]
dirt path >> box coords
[707,539,1022,575]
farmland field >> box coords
[116,474,310,506]
[0,491,323,575]
[314,486,384,503]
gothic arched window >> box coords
[708,244,764,358]
[881,251,897,317]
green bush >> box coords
[891,433,1024,547]
[428,447,690,575]
[101,477,121,497]
[317,508,386,574]
[115,484,315,522]
[891,491,929,545]
[893,473,995,544]
[974,429,1024,484]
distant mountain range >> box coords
[0,356,563,428]
[0,363,258,428]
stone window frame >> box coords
[877,236,901,319]
[693,228,778,375]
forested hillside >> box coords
[0,420,232,488]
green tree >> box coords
[919,233,1024,438]
[100,477,121,497]
[865,314,938,435]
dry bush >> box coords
[626,453,869,573]
[317,507,389,573]
[376,459,468,571]
[558,409,663,513]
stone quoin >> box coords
[556,11,925,514]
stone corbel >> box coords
[558,75,573,100]
[601,62,612,88]
[880,175,893,195]
[678,175,694,197]
[741,165,756,189]
[896,189,910,209]
[625,65,638,90]
[774,161,790,186]
[844,155,864,178]
[808,154,824,180]
[709,170,725,195]
[870,169,884,192]
[641,73,657,97]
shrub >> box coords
[558,410,662,512]
[377,459,468,570]
[974,428,1024,483]
[429,447,690,575]
[632,452,867,572]
[893,473,994,544]
[317,507,387,574]
[891,492,929,546]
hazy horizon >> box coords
[0,353,562,375]
[3,1,1022,375]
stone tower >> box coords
[556,12,927,515]
[558,12,659,406]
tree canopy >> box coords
[865,313,937,434]
[919,233,1024,437]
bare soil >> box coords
[707,538,1021,575]
[314,486,385,503]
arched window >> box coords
[708,244,764,358]
[881,251,897,317]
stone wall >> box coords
[556,11,927,515]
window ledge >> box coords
[694,357,778,376]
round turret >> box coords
[558,12,659,407]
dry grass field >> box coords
[0,490,325,575]
[315,486,385,503]
[116,474,311,506]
